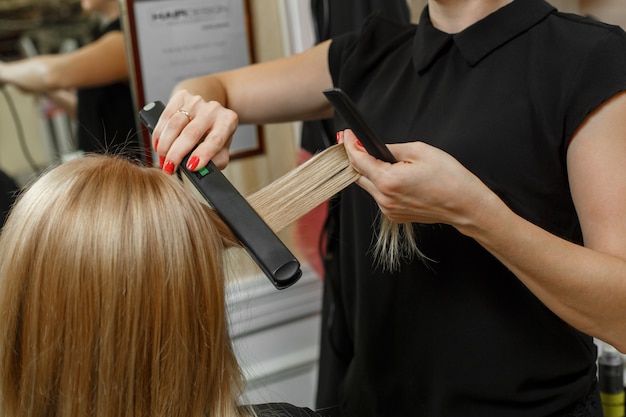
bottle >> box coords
[599,343,625,417]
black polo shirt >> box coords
[320,1,626,416]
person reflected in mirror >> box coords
[0,0,143,161]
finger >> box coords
[336,130,345,144]
[167,102,238,171]
[341,130,386,197]
[342,129,385,179]
[152,90,190,150]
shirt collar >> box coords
[413,0,556,73]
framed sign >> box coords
[119,0,263,162]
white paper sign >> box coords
[130,0,259,155]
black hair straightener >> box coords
[139,101,302,290]
[323,87,397,163]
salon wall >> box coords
[580,0,626,25]
[546,0,580,12]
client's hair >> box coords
[249,143,423,271]
[0,155,245,417]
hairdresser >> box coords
[152,0,626,416]
[0,0,142,161]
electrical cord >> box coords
[1,86,42,172]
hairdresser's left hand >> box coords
[341,129,500,230]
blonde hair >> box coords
[0,155,246,417]
[247,144,356,232]
[249,143,423,271]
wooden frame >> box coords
[119,0,263,163]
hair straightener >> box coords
[139,101,302,290]
[323,87,397,163]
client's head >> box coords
[0,155,245,417]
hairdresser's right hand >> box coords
[152,90,239,174]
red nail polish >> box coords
[159,156,165,168]
[154,139,159,151]
[186,156,199,171]
[163,161,175,175]
[356,139,364,148]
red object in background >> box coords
[293,148,328,279]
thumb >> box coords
[342,129,391,178]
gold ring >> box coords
[176,108,192,122]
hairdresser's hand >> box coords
[341,129,498,230]
[152,90,238,174]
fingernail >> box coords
[159,156,165,168]
[356,139,364,148]
[154,139,159,151]
[163,161,175,175]
[336,132,340,143]
[186,156,199,171]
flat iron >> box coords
[139,101,302,290]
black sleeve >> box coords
[564,26,626,140]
